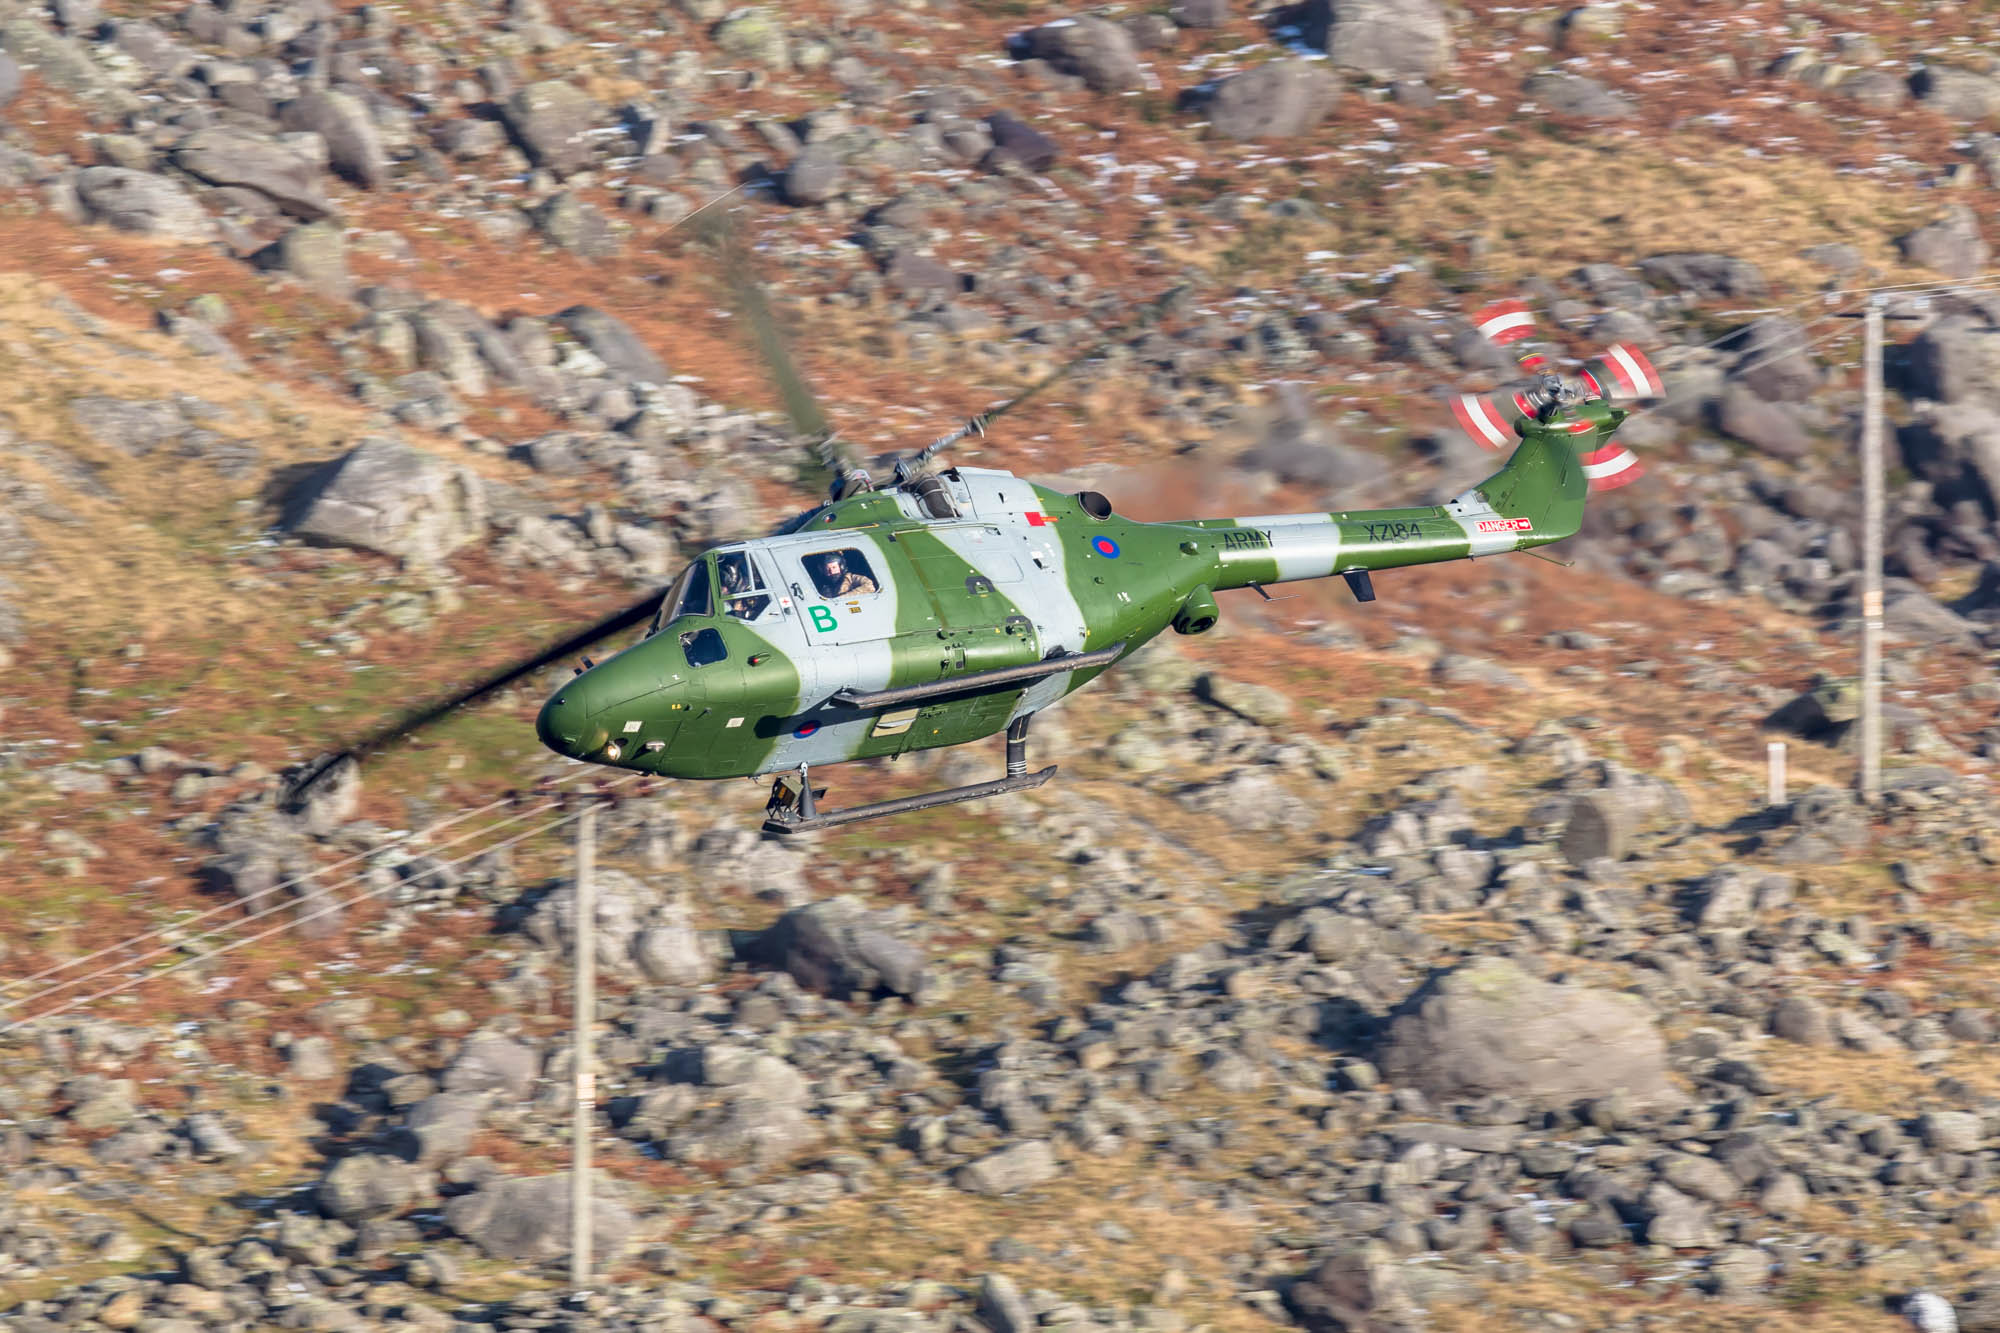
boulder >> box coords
[442,1033,538,1100]
[500,80,599,176]
[1286,1241,1424,1333]
[1639,252,1769,301]
[1302,0,1451,79]
[69,395,186,455]
[782,141,846,205]
[1901,205,1991,279]
[1912,66,2000,122]
[280,89,388,189]
[171,127,335,221]
[281,437,489,565]
[1898,403,2000,511]
[1200,60,1341,141]
[445,1173,633,1263]
[72,167,212,240]
[1024,16,1143,93]
[554,305,668,384]
[317,1152,419,1221]
[397,1091,485,1165]
[1558,778,1688,865]
[516,866,654,973]
[0,51,20,109]
[747,895,932,999]
[631,907,717,986]
[956,1139,1058,1195]
[257,220,350,298]
[982,111,1060,172]
[1523,70,1635,119]
[1715,384,1811,459]
[712,6,789,67]
[1376,955,1681,1110]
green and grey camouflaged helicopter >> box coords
[289,286,1662,835]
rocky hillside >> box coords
[6,0,2000,1330]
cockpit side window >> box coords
[680,626,727,668]
[805,548,880,599]
[718,551,772,621]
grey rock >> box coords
[288,1035,338,1080]
[1901,205,1991,280]
[978,1273,1035,1333]
[1523,69,1635,118]
[72,166,212,240]
[712,6,789,66]
[956,1139,1058,1195]
[1559,779,1685,865]
[69,395,185,455]
[445,1172,633,1262]
[1377,954,1680,1110]
[398,1091,485,1165]
[258,220,350,298]
[1706,1244,1768,1297]
[1286,1240,1424,1333]
[1025,16,1143,93]
[782,141,846,205]
[280,90,388,189]
[1913,65,2000,122]
[1301,0,1451,78]
[281,437,489,565]
[171,127,335,221]
[749,895,930,999]
[0,51,19,109]
[1643,1181,1721,1248]
[631,908,716,986]
[529,191,621,258]
[1715,383,1811,459]
[443,1033,538,1100]
[1201,60,1341,142]
[1638,252,1769,300]
[1920,1110,1984,1153]
[183,1112,249,1160]
[500,80,599,176]
[318,1152,419,1221]
[1727,315,1819,402]
[555,305,668,384]
[1172,0,1229,26]
[1769,995,1833,1046]
[0,13,139,114]
[983,111,1059,172]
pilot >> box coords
[817,550,877,596]
[719,555,748,596]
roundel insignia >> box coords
[1091,535,1120,558]
[795,721,821,738]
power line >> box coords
[0,773,643,1037]
[0,780,580,1000]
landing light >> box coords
[603,740,623,761]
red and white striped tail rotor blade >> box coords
[1580,442,1643,491]
[1472,299,1537,346]
[1452,391,1521,451]
[1583,343,1664,402]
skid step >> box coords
[763,765,1057,835]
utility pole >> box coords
[1859,294,1885,805]
[570,800,597,1292]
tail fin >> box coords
[1459,405,1630,547]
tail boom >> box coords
[1182,419,1601,593]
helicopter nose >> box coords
[536,683,606,759]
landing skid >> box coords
[762,715,1051,835]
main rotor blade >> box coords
[702,210,845,475]
[911,283,1189,466]
[279,591,661,810]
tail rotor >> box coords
[1450,298,1663,493]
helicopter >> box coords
[286,259,1662,834]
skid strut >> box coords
[764,715,1051,835]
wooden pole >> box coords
[1860,295,1884,804]
[1767,740,1787,809]
[571,801,596,1292]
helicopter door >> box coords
[788,543,899,645]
